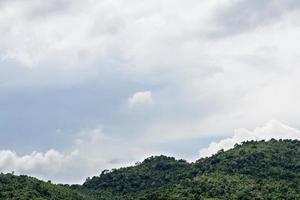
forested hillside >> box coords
[0,173,92,200]
[1,139,300,199]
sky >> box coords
[1,0,300,183]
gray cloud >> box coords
[211,0,300,37]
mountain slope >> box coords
[0,173,91,200]
[81,139,300,199]
[0,139,299,199]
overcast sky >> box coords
[1,0,300,183]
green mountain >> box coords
[0,173,92,200]
[1,139,300,199]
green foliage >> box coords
[81,139,300,199]
[1,139,300,199]
[0,173,91,200]
[83,155,189,193]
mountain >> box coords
[0,173,92,200]
[0,139,300,199]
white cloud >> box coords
[0,127,148,184]
[0,149,73,173]
[128,91,153,108]
[199,120,300,157]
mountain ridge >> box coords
[0,139,299,199]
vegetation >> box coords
[0,173,91,200]
[1,139,300,199]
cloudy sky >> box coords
[1,0,300,183]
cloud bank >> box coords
[0,149,70,173]
[199,120,300,157]
[2,0,300,140]
[0,127,148,183]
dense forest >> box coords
[0,139,299,199]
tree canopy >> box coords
[1,139,300,199]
